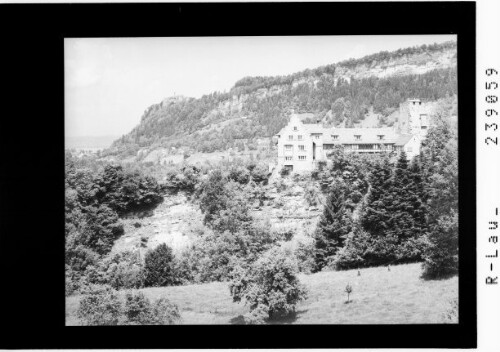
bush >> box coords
[280,167,290,177]
[295,240,316,273]
[182,223,280,283]
[442,298,458,323]
[422,211,458,279]
[229,247,308,321]
[143,244,177,287]
[331,229,399,270]
[164,165,200,193]
[101,251,144,290]
[228,165,251,184]
[149,297,181,325]
[77,285,122,326]
[249,162,270,184]
[123,291,180,325]
[123,291,152,325]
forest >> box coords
[105,41,457,158]
[66,104,458,324]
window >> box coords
[355,135,361,140]
[377,135,384,140]
[285,145,292,150]
[315,135,320,139]
[288,135,293,140]
[299,145,305,151]
[407,147,413,152]
[285,156,292,161]
[298,135,303,140]
[421,126,427,130]
[298,156,306,160]
[331,135,339,140]
[293,126,298,131]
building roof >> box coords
[318,127,399,144]
[276,117,415,146]
[394,134,414,146]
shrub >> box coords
[228,165,251,184]
[331,230,399,270]
[123,291,152,325]
[229,247,308,321]
[77,285,122,326]
[422,211,458,279]
[103,251,144,290]
[123,292,181,325]
[183,223,279,283]
[149,297,181,325]
[280,167,290,177]
[442,297,458,323]
[249,162,270,184]
[304,185,319,206]
[294,240,315,273]
[143,244,177,287]
[165,165,200,193]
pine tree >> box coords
[388,150,416,241]
[361,155,393,238]
[420,112,458,278]
[313,183,353,272]
[408,157,428,236]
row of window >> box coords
[287,134,386,141]
[285,145,305,150]
[285,156,306,161]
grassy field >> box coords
[66,262,458,325]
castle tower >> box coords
[397,99,429,138]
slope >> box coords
[66,262,458,325]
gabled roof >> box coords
[394,134,414,146]
[277,119,415,146]
[321,127,399,144]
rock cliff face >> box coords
[251,180,322,248]
[111,192,203,256]
[111,176,324,256]
[106,41,457,162]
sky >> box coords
[65,35,456,138]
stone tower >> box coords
[397,99,430,138]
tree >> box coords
[229,247,307,322]
[143,244,177,287]
[421,112,458,278]
[77,204,125,255]
[388,150,420,242]
[422,210,458,278]
[77,285,122,326]
[361,155,393,238]
[198,170,230,225]
[313,182,353,272]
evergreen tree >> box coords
[421,113,458,278]
[313,183,353,272]
[361,155,393,238]
[143,244,177,287]
[408,157,428,235]
[388,151,417,241]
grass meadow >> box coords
[66,262,458,325]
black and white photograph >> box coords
[65,35,460,326]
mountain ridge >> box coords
[103,40,457,162]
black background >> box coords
[0,1,476,349]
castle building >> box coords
[275,99,429,173]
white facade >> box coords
[276,99,429,173]
[276,115,318,172]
